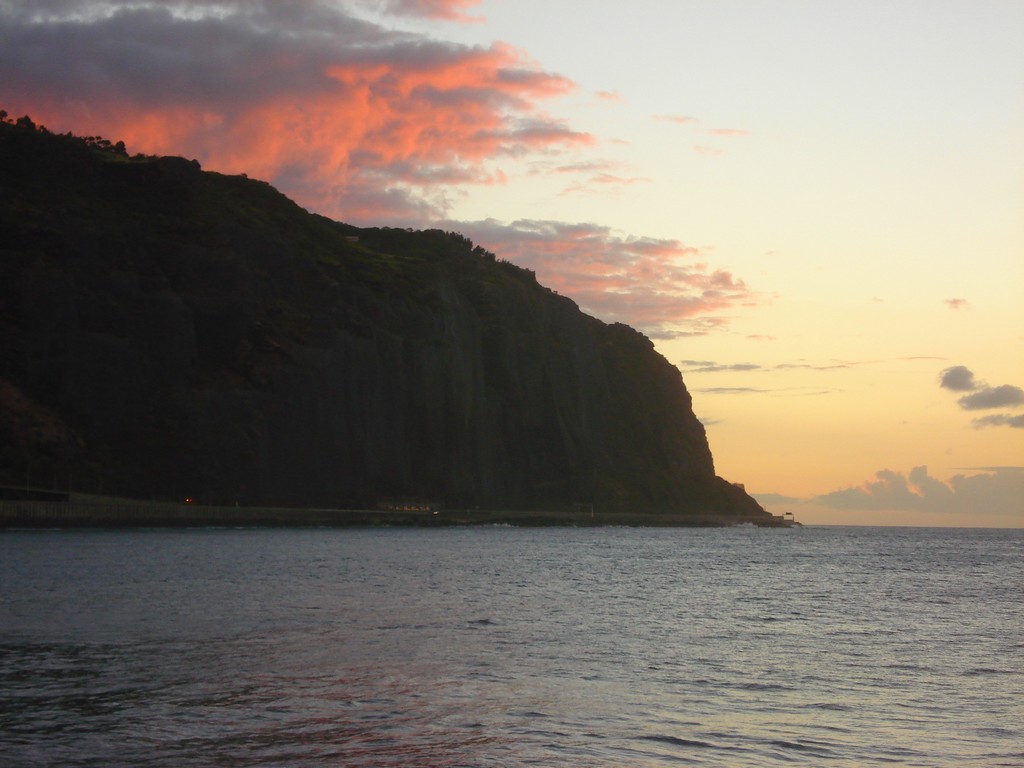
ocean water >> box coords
[0,525,1021,767]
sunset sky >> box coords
[2,0,1021,526]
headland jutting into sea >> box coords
[2,116,773,527]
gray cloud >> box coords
[973,413,1024,429]
[815,466,1024,516]
[939,366,1024,428]
[939,365,977,391]
[1,2,393,106]
[696,387,769,395]
[677,359,853,374]
[677,361,763,373]
[375,0,482,20]
[957,384,1024,411]
[0,0,587,225]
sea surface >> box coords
[1,525,1021,767]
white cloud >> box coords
[973,413,1024,429]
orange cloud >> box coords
[2,1,758,339]
[449,219,754,336]
[0,1,587,223]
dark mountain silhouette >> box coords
[0,114,767,520]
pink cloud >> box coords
[945,298,969,310]
[0,1,586,224]
[1,2,758,340]
[379,0,484,21]
[708,127,749,137]
[448,219,755,336]
[590,173,649,186]
[559,172,651,196]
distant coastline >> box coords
[0,492,797,529]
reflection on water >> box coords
[1,526,1022,766]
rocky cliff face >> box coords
[0,118,766,519]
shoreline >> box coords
[0,497,797,529]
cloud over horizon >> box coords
[815,466,1024,518]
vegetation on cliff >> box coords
[0,114,767,520]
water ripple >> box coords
[1,526,1021,767]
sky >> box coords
[2,0,1022,526]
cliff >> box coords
[0,116,767,520]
